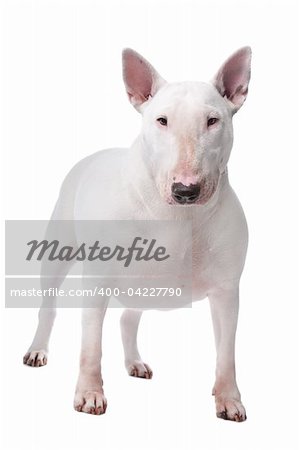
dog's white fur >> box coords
[23,47,251,421]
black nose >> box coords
[171,182,200,204]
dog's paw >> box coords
[23,350,48,367]
[215,395,247,422]
[126,360,153,379]
[74,390,107,415]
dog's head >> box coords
[122,47,251,206]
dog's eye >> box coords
[157,116,168,126]
[207,117,219,127]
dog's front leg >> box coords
[74,306,108,415]
[208,286,246,422]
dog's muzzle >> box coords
[171,182,201,204]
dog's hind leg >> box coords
[23,190,77,367]
[23,260,75,367]
[120,309,153,379]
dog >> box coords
[23,47,251,421]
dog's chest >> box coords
[165,224,219,302]
[190,233,217,300]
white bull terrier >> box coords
[23,47,251,421]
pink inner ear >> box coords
[123,52,153,102]
[222,51,250,98]
[215,47,251,107]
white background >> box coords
[1,0,299,449]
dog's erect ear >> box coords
[122,48,166,112]
[213,47,252,113]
